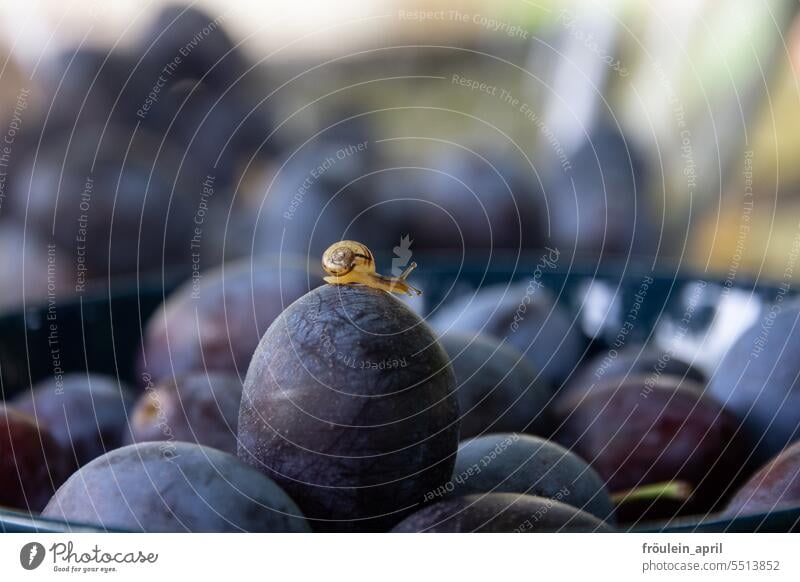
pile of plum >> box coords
[2,257,800,533]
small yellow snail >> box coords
[322,240,421,296]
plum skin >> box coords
[392,493,614,533]
[724,441,800,517]
[450,433,614,521]
[556,376,743,511]
[127,373,242,455]
[0,405,70,512]
[431,284,584,389]
[710,302,800,464]
[12,373,133,467]
[139,257,315,383]
[567,349,706,395]
[238,284,460,532]
[439,332,552,439]
[43,442,310,532]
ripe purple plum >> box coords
[391,493,613,532]
[432,283,584,389]
[139,256,317,383]
[451,434,614,521]
[128,373,242,454]
[724,441,800,517]
[556,376,743,514]
[238,284,459,531]
[12,373,133,468]
[0,405,70,512]
[710,301,800,465]
[43,442,310,532]
[568,348,706,395]
[439,332,552,438]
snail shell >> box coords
[322,241,374,277]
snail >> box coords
[322,241,421,296]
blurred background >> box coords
[0,0,798,312]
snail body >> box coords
[322,241,421,296]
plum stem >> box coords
[610,481,693,505]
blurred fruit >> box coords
[128,373,242,454]
[41,7,271,190]
[0,405,70,512]
[543,119,652,256]
[135,5,249,99]
[450,433,613,521]
[11,4,273,286]
[0,225,71,313]
[566,348,706,397]
[724,441,800,517]
[136,73,272,191]
[368,145,546,254]
[432,283,584,388]
[38,48,140,136]
[12,373,133,467]
[9,125,200,281]
[710,301,800,464]
[556,376,743,516]
[391,493,613,532]
[250,115,378,260]
[238,284,459,531]
[43,442,309,532]
[250,155,360,260]
[440,332,552,438]
[139,256,317,382]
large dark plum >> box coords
[43,442,309,532]
[556,376,743,512]
[710,301,800,465]
[568,348,706,395]
[238,284,459,532]
[140,256,317,382]
[449,434,614,521]
[12,373,134,467]
[128,373,242,454]
[0,405,70,512]
[432,282,584,388]
[391,493,613,532]
[723,441,800,517]
[440,332,551,438]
